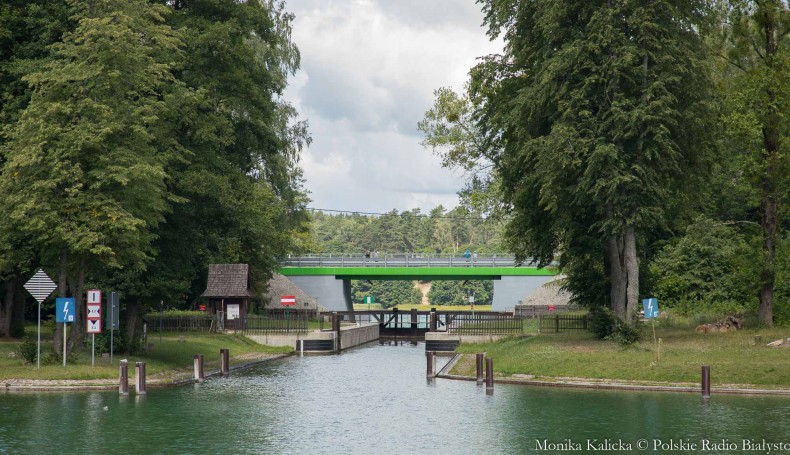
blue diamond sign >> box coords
[56,297,76,323]
[642,297,659,319]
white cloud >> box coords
[284,0,502,213]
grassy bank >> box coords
[454,327,790,388]
[0,332,291,381]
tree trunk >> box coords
[608,233,626,320]
[624,226,639,323]
[11,280,26,337]
[759,183,777,326]
[125,298,141,354]
[758,6,780,326]
[0,278,13,337]
[67,257,87,353]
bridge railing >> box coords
[282,253,530,268]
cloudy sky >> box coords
[283,0,502,214]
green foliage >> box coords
[309,207,507,254]
[15,337,37,364]
[351,280,421,309]
[587,307,641,345]
[0,0,310,346]
[472,0,716,318]
[650,218,759,316]
[428,280,493,306]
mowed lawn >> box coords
[455,328,790,388]
[0,332,291,381]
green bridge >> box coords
[279,254,557,312]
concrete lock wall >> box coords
[339,323,379,350]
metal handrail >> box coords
[282,253,539,268]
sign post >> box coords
[23,269,58,369]
[363,295,374,306]
[281,296,295,334]
[86,290,102,367]
[56,297,75,367]
[469,294,475,318]
[108,292,119,364]
[643,297,660,362]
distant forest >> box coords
[308,206,507,255]
[308,208,503,307]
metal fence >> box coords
[538,314,590,333]
[241,313,308,335]
[446,312,523,335]
[144,316,215,333]
[514,305,576,319]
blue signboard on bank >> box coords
[642,298,659,319]
[56,297,76,323]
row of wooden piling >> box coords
[426,351,495,391]
[426,353,716,398]
[119,348,231,395]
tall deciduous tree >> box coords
[715,0,790,325]
[474,0,715,321]
[0,0,184,352]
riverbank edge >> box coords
[1,353,294,393]
[437,353,790,396]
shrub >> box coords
[15,338,38,364]
[589,307,615,339]
[588,307,641,345]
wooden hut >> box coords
[201,264,253,326]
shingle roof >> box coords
[202,264,253,298]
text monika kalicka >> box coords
[535,438,790,452]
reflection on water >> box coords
[1,341,789,454]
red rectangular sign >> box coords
[280,295,296,306]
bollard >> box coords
[119,359,129,395]
[194,354,204,383]
[135,361,147,395]
[426,351,435,378]
[485,357,494,391]
[476,353,484,384]
[701,365,711,398]
[220,348,229,377]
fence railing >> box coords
[241,313,308,334]
[144,316,215,333]
[538,314,590,333]
[514,305,576,319]
[446,313,523,335]
[281,253,531,268]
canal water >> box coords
[2,341,789,454]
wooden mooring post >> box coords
[476,353,484,384]
[429,308,437,332]
[701,365,711,398]
[426,351,435,378]
[135,362,147,395]
[194,354,205,383]
[119,359,129,395]
[485,357,494,391]
[220,349,229,377]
